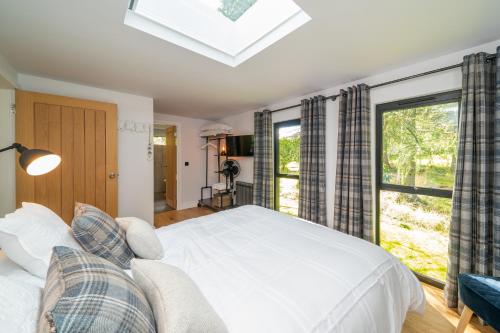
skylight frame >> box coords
[124,0,311,67]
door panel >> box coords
[84,109,96,205]
[95,111,106,211]
[34,103,49,207]
[165,126,177,209]
[60,106,74,222]
[16,90,118,224]
[73,107,86,209]
[105,109,118,216]
[47,104,62,214]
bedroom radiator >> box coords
[236,181,253,206]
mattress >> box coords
[156,205,425,333]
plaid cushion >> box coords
[72,203,134,269]
[38,246,156,333]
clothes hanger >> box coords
[200,142,218,150]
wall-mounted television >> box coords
[226,135,254,157]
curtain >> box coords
[253,110,274,208]
[298,96,327,225]
[333,84,372,241]
[445,49,500,307]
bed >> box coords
[156,205,425,332]
[0,205,425,333]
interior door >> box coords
[165,126,177,209]
[15,90,118,224]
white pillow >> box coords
[0,203,81,278]
[116,217,164,260]
[22,202,65,224]
[0,251,45,288]
[0,276,42,333]
[131,259,228,333]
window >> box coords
[153,136,166,145]
[274,119,300,216]
[125,0,310,66]
[376,90,460,287]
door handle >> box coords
[109,172,118,179]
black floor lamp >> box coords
[0,143,61,175]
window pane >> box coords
[276,177,299,216]
[218,0,258,21]
[382,102,458,190]
[153,136,166,145]
[380,190,451,282]
[278,124,300,175]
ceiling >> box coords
[1,0,500,120]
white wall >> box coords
[0,89,15,217]
[0,53,17,88]
[0,53,17,217]
[154,113,209,209]
[218,38,500,228]
[17,74,155,223]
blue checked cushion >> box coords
[72,203,134,269]
[38,246,156,333]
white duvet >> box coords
[156,205,425,333]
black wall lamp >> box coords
[0,143,61,176]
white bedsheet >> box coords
[156,205,425,333]
[0,251,45,288]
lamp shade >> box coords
[19,148,61,176]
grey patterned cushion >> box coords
[38,246,156,333]
[72,203,134,269]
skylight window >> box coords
[219,0,258,22]
[125,0,310,67]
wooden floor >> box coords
[154,206,213,228]
[403,284,496,333]
[154,207,497,333]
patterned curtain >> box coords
[333,84,372,241]
[445,49,500,308]
[298,96,327,225]
[253,110,274,208]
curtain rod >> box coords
[270,53,497,113]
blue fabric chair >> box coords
[456,274,500,333]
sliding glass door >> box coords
[376,91,460,286]
[274,119,300,216]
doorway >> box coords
[153,124,177,213]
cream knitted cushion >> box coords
[115,217,164,260]
[131,259,228,333]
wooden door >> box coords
[165,126,177,209]
[15,90,118,224]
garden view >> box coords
[380,101,458,282]
[276,124,300,216]
[275,101,458,282]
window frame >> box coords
[273,119,301,211]
[375,90,461,288]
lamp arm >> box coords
[0,143,27,154]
